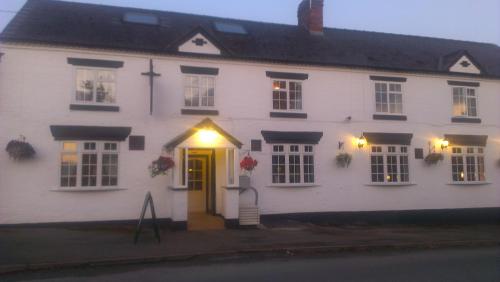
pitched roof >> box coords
[2,0,500,79]
[164,118,243,150]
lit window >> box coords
[59,141,119,188]
[452,87,477,117]
[374,82,403,114]
[272,80,303,111]
[370,145,409,183]
[451,146,485,182]
[184,75,215,107]
[272,144,314,185]
[75,69,116,104]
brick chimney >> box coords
[297,0,324,35]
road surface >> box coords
[3,247,499,281]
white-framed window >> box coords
[75,68,116,104]
[272,144,314,184]
[272,80,303,111]
[452,87,477,117]
[59,141,119,188]
[184,75,215,107]
[374,82,403,114]
[450,146,485,182]
[370,145,409,183]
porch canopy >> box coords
[164,118,243,151]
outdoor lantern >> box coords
[441,139,449,150]
[197,128,219,144]
[357,135,367,149]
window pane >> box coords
[451,156,464,182]
[386,155,398,182]
[453,87,466,116]
[81,153,98,187]
[399,155,409,182]
[61,153,78,187]
[227,149,234,185]
[465,156,476,181]
[371,155,384,182]
[272,155,286,183]
[477,156,485,181]
[102,153,118,186]
[289,155,301,183]
[76,70,94,102]
[95,82,116,103]
[63,142,78,152]
[303,155,314,183]
[96,70,115,81]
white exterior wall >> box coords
[0,44,499,224]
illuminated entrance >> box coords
[165,118,243,230]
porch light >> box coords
[197,128,219,144]
[441,139,449,150]
[357,135,367,149]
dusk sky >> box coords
[1,0,499,46]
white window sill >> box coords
[365,183,417,187]
[168,186,188,191]
[222,185,240,190]
[267,184,319,188]
[51,187,126,192]
[447,182,491,186]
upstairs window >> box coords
[184,75,215,107]
[272,80,302,111]
[60,141,119,188]
[75,69,116,104]
[374,82,403,114]
[370,145,409,183]
[451,147,485,183]
[452,87,477,117]
[272,144,314,185]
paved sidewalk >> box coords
[1,223,499,274]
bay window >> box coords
[272,144,314,185]
[370,145,409,183]
[451,147,485,182]
[60,141,119,188]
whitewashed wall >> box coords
[0,44,499,224]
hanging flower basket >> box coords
[240,154,258,175]
[424,153,444,165]
[149,156,175,178]
[5,139,36,160]
[335,153,352,168]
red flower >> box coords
[240,155,258,171]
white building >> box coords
[1,0,499,229]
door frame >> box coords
[188,149,216,215]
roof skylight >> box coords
[123,12,159,25]
[214,22,247,35]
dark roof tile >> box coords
[2,0,500,78]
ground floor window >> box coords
[370,145,409,183]
[60,141,119,188]
[451,147,485,182]
[272,144,315,185]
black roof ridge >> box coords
[24,0,498,48]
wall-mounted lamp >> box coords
[197,128,219,144]
[357,135,367,149]
[441,139,449,150]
